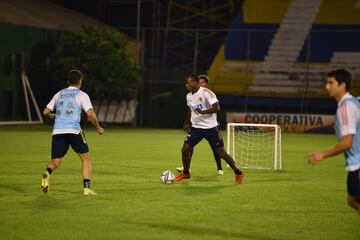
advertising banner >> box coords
[226,112,335,133]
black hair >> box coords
[67,70,83,85]
[198,75,209,83]
[186,73,198,82]
[327,68,352,91]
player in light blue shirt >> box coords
[41,70,104,195]
[308,68,360,215]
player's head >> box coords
[327,68,351,91]
[198,75,209,87]
[326,68,351,99]
[185,73,199,92]
[67,70,83,87]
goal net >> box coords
[227,123,281,170]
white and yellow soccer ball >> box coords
[160,170,175,184]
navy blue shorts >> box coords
[51,132,89,159]
[347,169,360,200]
[185,127,224,149]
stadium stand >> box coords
[208,0,360,97]
[252,0,323,93]
[94,100,138,125]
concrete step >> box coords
[274,33,307,39]
[265,50,299,58]
[253,79,299,86]
[286,8,319,14]
[280,25,312,31]
[250,85,306,93]
[332,52,360,58]
[265,55,297,62]
[269,45,303,52]
[274,29,309,39]
[281,19,315,24]
[260,63,293,72]
[270,40,305,47]
[291,2,323,8]
[255,73,289,80]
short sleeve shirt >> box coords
[337,93,359,137]
[47,87,93,135]
[336,93,360,171]
[186,86,219,129]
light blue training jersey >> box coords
[53,88,82,132]
[335,94,360,171]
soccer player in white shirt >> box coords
[308,69,360,214]
[41,70,104,195]
[175,74,244,184]
[176,75,223,174]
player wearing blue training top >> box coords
[41,70,104,195]
[308,68,360,215]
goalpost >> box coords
[227,123,282,170]
[0,71,43,125]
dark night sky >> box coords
[52,0,162,31]
[50,0,240,69]
[52,0,99,18]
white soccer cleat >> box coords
[176,166,184,172]
[217,170,224,175]
[176,167,191,173]
[83,188,97,196]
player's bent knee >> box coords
[79,153,90,161]
[215,148,226,158]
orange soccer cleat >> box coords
[235,173,244,184]
[175,172,191,182]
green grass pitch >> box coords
[0,125,359,240]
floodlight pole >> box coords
[193,30,199,74]
[136,0,141,69]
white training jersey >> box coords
[186,86,219,129]
[46,86,93,135]
[336,93,360,171]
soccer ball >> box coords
[160,170,175,184]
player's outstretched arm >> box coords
[86,109,104,135]
[308,134,353,165]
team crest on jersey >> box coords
[195,103,203,109]
[65,110,73,117]
[67,102,75,109]
[199,97,202,101]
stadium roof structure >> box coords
[0,0,108,31]
[0,0,137,57]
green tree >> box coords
[51,25,141,99]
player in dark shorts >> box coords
[41,70,104,195]
[308,69,360,214]
[175,74,244,184]
[176,75,223,174]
